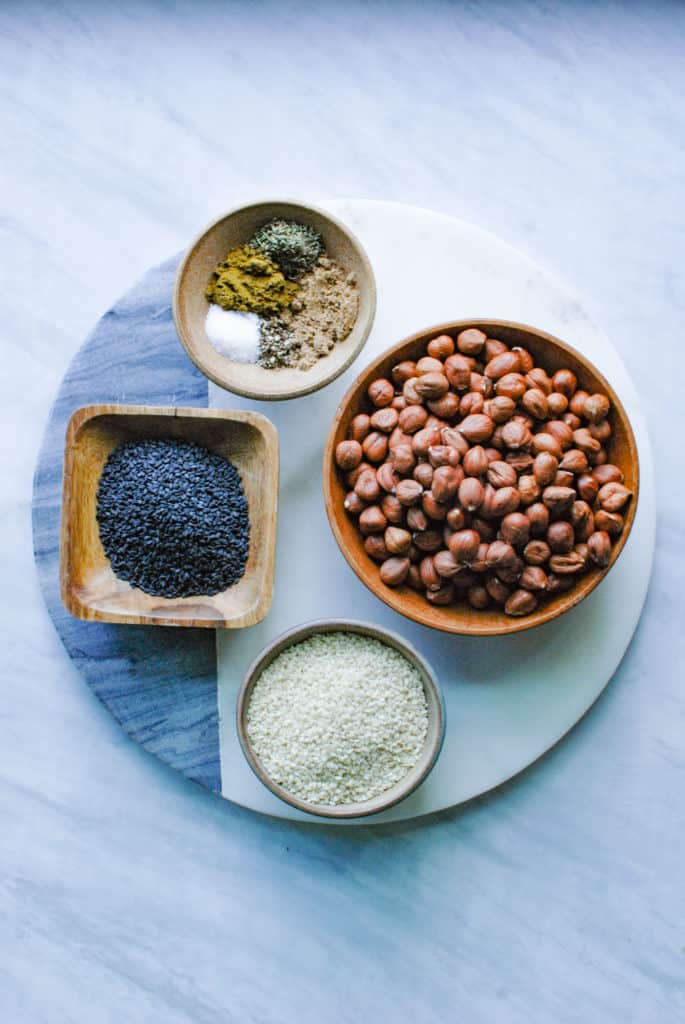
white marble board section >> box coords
[211,199,655,824]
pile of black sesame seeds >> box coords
[96,439,250,598]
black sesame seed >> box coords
[96,438,250,598]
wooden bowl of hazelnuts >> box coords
[323,320,639,636]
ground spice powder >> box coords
[205,245,299,316]
[280,257,359,369]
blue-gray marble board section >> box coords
[31,256,221,793]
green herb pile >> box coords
[249,219,324,280]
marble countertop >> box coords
[2,3,683,1021]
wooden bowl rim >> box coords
[236,618,446,819]
[60,403,279,628]
[172,198,377,402]
[323,319,640,637]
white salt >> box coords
[205,304,260,363]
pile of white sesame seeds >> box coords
[245,632,429,806]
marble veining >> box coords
[2,2,684,1022]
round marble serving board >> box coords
[32,199,655,825]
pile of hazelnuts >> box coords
[334,328,633,617]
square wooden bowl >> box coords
[60,405,279,628]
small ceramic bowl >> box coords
[236,619,445,819]
[173,199,376,401]
[60,404,279,628]
[323,319,639,637]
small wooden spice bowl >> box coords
[60,404,279,628]
[173,199,376,401]
[323,320,640,637]
[236,619,446,819]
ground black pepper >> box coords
[96,439,250,598]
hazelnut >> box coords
[500,512,530,548]
[391,361,417,386]
[470,542,491,572]
[552,369,577,397]
[490,486,521,517]
[546,573,575,594]
[412,425,441,456]
[422,490,449,521]
[446,506,468,531]
[589,419,612,443]
[485,540,518,571]
[584,393,610,423]
[431,465,460,504]
[463,446,489,477]
[547,392,569,416]
[501,419,532,450]
[484,395,516,423]
[433,549,461,578]
[370,407,399,433]
[521,388,549,420]
[412,530,443,553]
[349,414,371,442]
[392,395,407,412]
[527,502,550,535]
[459,391,485,417]
[413,462,435,489]
[505,589,538,616]
[485,350,521,379]
[495,372,527,400]
[379,556,410,587]
[577,473,599,503]
[547,520,575,553]
[484,337,508,361]
[335,440,363,470]
[588,530,612,567]
[545,420,574,450]
[468,585,490,610]
[381,494,404,524]
[415,372,449,400]
[525,367,553,395]
[513,347,534,373]
[403,377,424,405]
[444,353,473,391]
[391,444,416,475]
[520,565,548,592]
[563,412,582,431]
[427,334,455,360]
[407,506,429,532]
[354,469,380,502]
[399,405,428,434]
[554,470,575,488]
[364,534,389,562]
[428,392,461,419]
[362,431,389,464]
[486,574,511,605]
[559,448,589,474]
[426,583,455,606]
[389,427,413,450]
[542,485,575,517]
[428,445,461,468]
[570,500,594,540]
[457,328,486,355]
[458,477,485,511]
[533,451,559,486]
[359,505,387,535]
[441,426,470,457]
[523,539,551,565]
[569,389,590,418]
[346,461,372,487]
[594,510,624,537]
[343,491,365,516]
[384,526,412,555]
[597,482,632,512]
[458,413,495,443]
[487,460,517,488]
[505,450,534,473]
[396,478,424,506]
[531,433,563,459]
[406,565,423,591]
[420,555,442,591]
[447,529,481,563]
[592,463,624,485]
[472,517,496,542]
[416,356,444,376]
[518,475,541,506]
[376,462,399,493]
[548,551,586,574]
[368,379,394,408]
